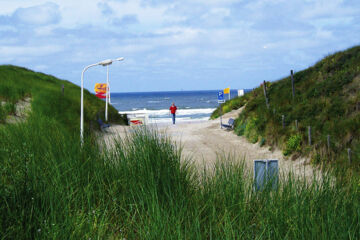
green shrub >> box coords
[244,116,259,143]
[283,134,302,156]
[0,105,5,122]
[4,102,16,115]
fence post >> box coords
[282,115,285,128]
[295,119,298,130]
[291,70,295,98]
[308,126,311,146]
[61,84,64,96]
[348,148,352,164]
[263,80,269,109]
[327,135,331,151]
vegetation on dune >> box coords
[1,121,360,239]
[212,46,360,170]
[1,60,360,238]
[0,65,127,129]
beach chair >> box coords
[97,118,110,131]
[222,118,235,130]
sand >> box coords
[102,108,316,179]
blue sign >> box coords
[218,91,224,102]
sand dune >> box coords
[103,108,315,178]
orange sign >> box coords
[94,83,107,94]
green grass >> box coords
[1,64,359,239]
[212,46,360,170]
[1,116,360,239]
[0,65,127,131]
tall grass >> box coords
[1,117,359,239]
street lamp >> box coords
[101,57,124,122]
[80,57,124,143]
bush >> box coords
[283,134,302,156]
[244,116,259,143]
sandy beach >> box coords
[103,108,315,178]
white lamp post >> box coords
[103,57,124,122]
[80,57,124,144]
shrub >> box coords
[283,134,302,156]
[244,117,259,143]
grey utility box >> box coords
[254,160,279,191]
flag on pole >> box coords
[224,87,230,94]
[94,83,107,94]
[95,93,106,99]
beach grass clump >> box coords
[1,119,360,239]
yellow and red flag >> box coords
[224,87,230,94]
[94,83,107,94]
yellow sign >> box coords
[224,87,230,94]
[94,83,107,94]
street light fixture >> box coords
[80,57,124,144]
[104,57,124,122]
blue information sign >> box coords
[218,91,225,103]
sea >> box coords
[109,90,240,124]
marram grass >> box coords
[1,118,359,239]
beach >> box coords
[103,108,315,179]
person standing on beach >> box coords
[169,102,177,124]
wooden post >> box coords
[291,70,295,98]
[263,80,269,109]
[295,120,298,130]
[61,84,64,96]
[282,115,285,128]
[348,148,352,164]
[327,135,330,150]
[308,126,311,146]
[357,102,360,111]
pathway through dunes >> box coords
[103,108,316,179]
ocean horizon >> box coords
[107,89,243,124]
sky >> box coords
[0,0,359,92]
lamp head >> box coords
[116,57,124,61]
[99,59,113,66]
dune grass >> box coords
[211,46,360,170]
[1,115,359,239]
[0,65,127,129]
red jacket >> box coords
[169,105,177,114]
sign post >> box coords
[218,91,225,128]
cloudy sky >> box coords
[0,0,359,92]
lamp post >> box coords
[80,57,124,144]
[104,57,124,122]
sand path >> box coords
[103,108,315,178]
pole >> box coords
[105,65,109,122]
[81,63,99,144]
[263,80,269,109]
[291,70,295,98]
[220,103,223,128]
[229,90,231,100]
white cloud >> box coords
[13,2,61,25]
[0,45,63,58]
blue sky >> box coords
[0,0,359,92]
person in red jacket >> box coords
[169,102,177,124]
